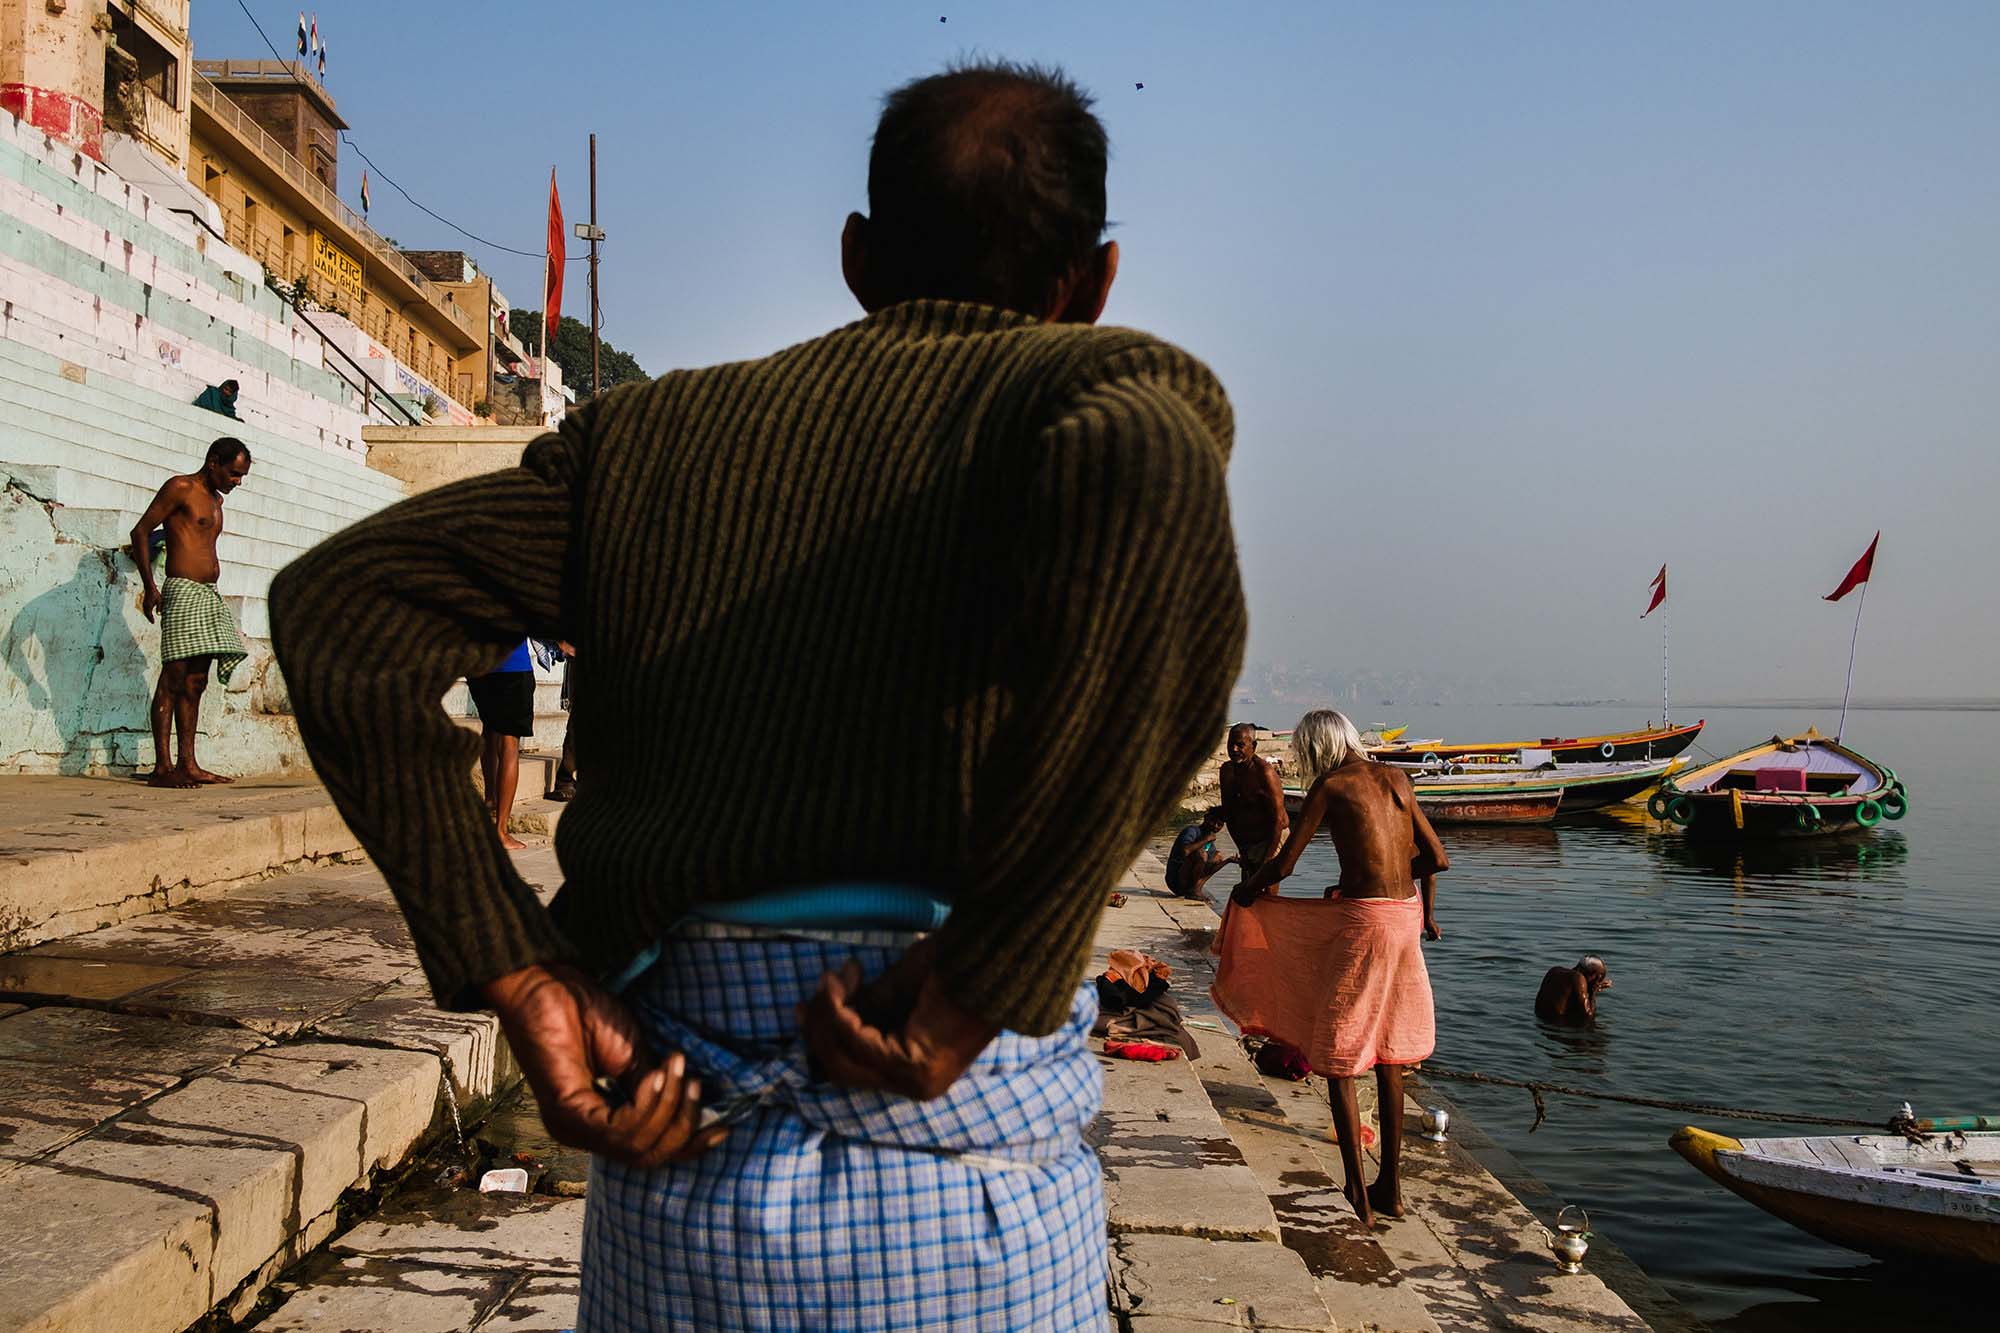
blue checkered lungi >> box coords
[579,926,1108,1331]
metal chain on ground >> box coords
[1415,1065,1884,1134]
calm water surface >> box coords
[1247,703,1996,1331]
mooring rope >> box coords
[1415,1065,1884,1134]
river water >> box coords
[1228,702,1995,1330]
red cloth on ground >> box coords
[1102,1039,1181,1062]
[1211,893,1435,1078]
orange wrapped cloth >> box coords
[1211,894,1434,1078]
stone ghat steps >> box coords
[0,843,549,1333]
[0,335,393,511]
[0,109,368,448]
[1098,857,1659,1332]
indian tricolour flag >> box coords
[359,171,370,216]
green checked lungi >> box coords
[159,577,247,684]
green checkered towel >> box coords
[159,577,247,684]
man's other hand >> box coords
[1231,881,1266,909]
[800,940,1000,1101]
[1423,914,1443,942]
[142,587,161,623]
[482,962,725,1167]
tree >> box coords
[509,311,648,397]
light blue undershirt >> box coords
[605,883,951,994]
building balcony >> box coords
[189,70,482,354]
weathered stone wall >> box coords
[363,425,544,495]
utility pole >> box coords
[574,133,606,399]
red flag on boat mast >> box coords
[1640,564,1667,619]
[1824,533,1879,602]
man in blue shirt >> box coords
[468,640,534,849]
[1165,808,1234,899]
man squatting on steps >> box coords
[271,61,1244,1330]
[129,437,252,788]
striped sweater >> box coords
[269,299,1244,1035]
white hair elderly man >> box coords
[1216,707,1448,1229]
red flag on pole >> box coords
[1824,533,1879,602]
[1641,564,1666,619]
[543,169,565,346]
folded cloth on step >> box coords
[1103,1039,1180,1062]
[1104,948,1171,991]
[1211,893,1434,1078]
[159,577,247,685]
[1092,973,1201,1059]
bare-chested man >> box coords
[1219,722,1288,881]
[1536,956,1612,1025]
[129,438,252,788]
[1232,709,1446,1229]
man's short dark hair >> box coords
[207,437,251,467]
[867,60,1108,314]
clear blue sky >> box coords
[196,3,1999,701]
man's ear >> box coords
[1050,240,1119,324]
[842,213,882,313]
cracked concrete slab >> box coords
[110,965,392,1038]
[0,1004,267,1074]
[0,1063,181,1174]
[310,975,516,1111]
[256,1258,516,1332]
[1116,1233,1333,1330]
[332,1189,584,1274]
[0,1157,217,1333]
[473,1275,581,1331]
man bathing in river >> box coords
[271,60,1241,1330]
[1219,721,1288,881]
[129,438,252,788]
[1217,708,1447,1229]
[1536,955,1613,1025]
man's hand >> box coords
[1230,880,1267,909]
[1423,913,1442,942]
[141,586,161,623]
[799,938,1000,1101]
[483,962,724,1167]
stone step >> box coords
[0,842,537,1332]
[0,361,394,514]
[0,775,363,949]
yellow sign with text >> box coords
[309,230,363,311]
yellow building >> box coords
[187,60,484,414]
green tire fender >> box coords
[1795,804,1823,832]
[1854,799,1883,827]
[1880,788,1908,820]
[1666,794,1694,826]
[1647,790,1675,821]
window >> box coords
[106,10,179,106]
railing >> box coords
[190,72,483,350]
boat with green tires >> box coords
[1646,727,1906,840]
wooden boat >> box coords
[1671,1120,2000,1268]
[1648,728,1906,840]
[1370,719,1704,767]
[1379,756,1683,814]
[1286,783,1565,825]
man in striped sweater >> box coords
[273,60,1243,1330]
